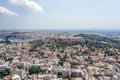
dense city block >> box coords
[0,31,120,80]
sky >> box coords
[0,0,120,30]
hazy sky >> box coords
[0,0,120,30]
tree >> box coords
[57,54,61,59]
[29,66,46,75]
[29,66,40,74]
[0,68,10,78]
[58,54,67,66]
[88,57,93,64]
[58,61,63,66]
[4,57,13,61]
